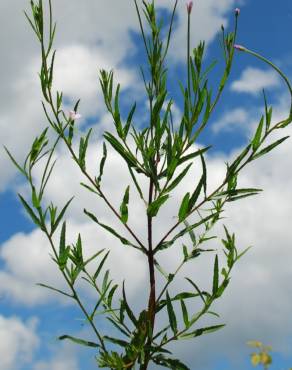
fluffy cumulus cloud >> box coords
[0,315,39,370]
[32,345,80,370]
[230,67,281,95]
[211,107,250,134]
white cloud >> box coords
[211,107,250,134]
[33,346,80,370]
[231,67,281,95]
[0,315,39,370]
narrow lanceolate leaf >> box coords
[180,299,189,327]
[147,194,169,217]
[84,209,139,249]
[184,220,196,246]
[123,102,136,139]
[188,176,203,211]
[178,192,190,222]
[152,355,190,370]
[59,222,66,256]
[36,283,72,298]
[96,142,107,186]
[166,291,178,335]
[59,335,99,348]
[120,186,130,224]
[18,194,41,228]
[185,277,206,304]
[104,132,139,170]
[252,136,289,160]
[156,213,215,252]
[78,128,92,170]
[93,251,110,281]
[178,324,225,339]
[122,282,137,325]
[252,115,264,151]
[200,153,207,197]
[107,284,118,307]
[4,147,26,176]
[51,197,74,235]
[165,163,192,193]
[103,335,129,348]
[212,255,219,295]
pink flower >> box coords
[186,1,193,14]
[235,8,240,16]
[233,44,246,51]
[68,110,82,121]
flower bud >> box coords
[69,111,82,120]
[186,1,193,15]
[233,44,246,52]
[235,8,240,16]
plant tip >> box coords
[235,8,240,16]
[69,110,82,120]
[233,44,246,51]
[186,1,193,14]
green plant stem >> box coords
[243,48,292,123]
[141,178,156,370]
[187,11,191,112]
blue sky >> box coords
[1,0,292,369]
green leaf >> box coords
[59,221,66,256]
[36,283,72,298]
[120,186,130,224]
[96,142,107,186]
[166,291,178,335]
[185,277,206,304]
[215,188,262,198]
[104,132,140,170]
[200,153,207,196]
[59,335,99,348]
[179,324,225,339]
[165,163,192,193]
[147,194,169,217]
[252,136,289,160]
[228,144,251,174]
[107,284,118,307]
[18,194,42,228]
[123,102,136,139]
[188,176,203,211]
[4,146,26,176]
[156,213,215,252]
[152,354,190,370]
[84,209,140,250]
[113,84,123,138]
[51,197,74,235]
[93,251,110,281]
[84,249,105,267]
[103,335,129,348]
[78,128,92,170]
[183,220,196,246]
[102,270,110,292]
[212,255,219,295]
[107,317,130,338]
[252,115,264,151]
[122,282,137,326]
[180,299,189,327]
[178,192,190,222]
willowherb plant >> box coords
[5,0,292,369]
